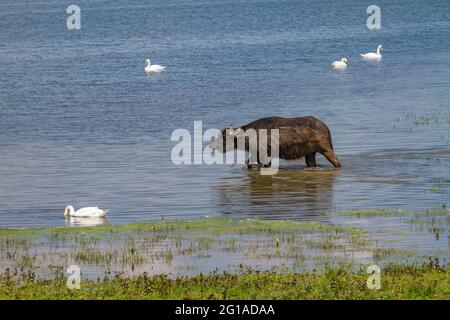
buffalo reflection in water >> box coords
[215,165,338,220]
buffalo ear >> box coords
[231,128,243,136]
[226,128,235,135]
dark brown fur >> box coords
[224,116,341,168]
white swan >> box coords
[360,45,383,60]
[144,59,165,73]
[64,205,108,218]
[331,58,348,69]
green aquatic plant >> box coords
[0,217,363,239]
[372,248,419,260]
[0,263,448,300]
[322,209,411,217]
[0,214,447,285]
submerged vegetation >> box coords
[0,217,370,279]
[0,210,448,299]
[0,218,361,237]
[322,209,410,217]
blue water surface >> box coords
[0,0,450,227]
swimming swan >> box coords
[145,59,166,72]
[360,45,383,60]
[331,58,348,69]
[64,205,108,218]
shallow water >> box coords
[0,212,447,279]
[1,0,450,228]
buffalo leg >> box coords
[305,153,317,168]
[246,154,259,169]
[246,160,255,169]
[257,153,272,168]
[246,154,272,168]
[246,160,260,169]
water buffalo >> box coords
[209,116,341,168]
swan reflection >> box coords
[65,216,108,227]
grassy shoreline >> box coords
[1,264,449,299]
[0,214,449,299]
